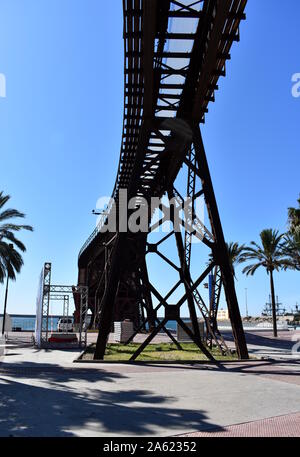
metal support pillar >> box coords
[79,285,89,347]
[41,263,51,345]
[168,188,202,346]
[94,234,123,359]
[192,125,248,359]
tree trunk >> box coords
[269,269,278,338]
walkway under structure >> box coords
[78,0,249,361]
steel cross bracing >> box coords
[172,185,229,354]
[177,142,227,351]
[77,0,248,361]
[184,145,197,268]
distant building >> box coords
[217,308,229,321]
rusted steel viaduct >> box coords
[77,0,249,361]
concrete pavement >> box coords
[0,331,299,437]
[223,329,300,360]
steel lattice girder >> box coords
[78,0,249,361]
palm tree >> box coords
[282,231,300,271]
[209,241,245,274]
[283,196,300,271]
[288,196,300,235]
[227,241,246,277]
[0,191,33,283]
[241,229,290,338]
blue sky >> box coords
[0,0,299,317]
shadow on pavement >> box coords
[0,362,224,437]
[139,359,300,384]
[223,330,296,351]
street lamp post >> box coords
[2,243,14,335]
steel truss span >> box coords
[78,0,249,361]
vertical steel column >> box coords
[168,189,202,345]
[185,145,197,268]
[63,295,69,332]
[42,263,51,345]
[192,125,248,360]
[79,286,89,347]
[94,234,123,359]
[140,257,156,330]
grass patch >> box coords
[80,342,237,362]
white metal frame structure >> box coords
[35,262,89,348]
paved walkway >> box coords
[180,412,300,437]
[0,331,299,437]
[223,329,300,360]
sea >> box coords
[1,315,62,332]
[2,315,300,332]
[1,315,189,332]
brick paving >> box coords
[179,412,300,437]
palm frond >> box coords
[241,228,288,277]
[242,262,264,276]
[0,191,33,283]
[0,242,24,281]
[0,223,33,232]
[0,192,10,209]
[0,209,26,222]
[0,230,26,252]
[281,230,300,271]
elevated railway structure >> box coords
[78,0,249,361]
